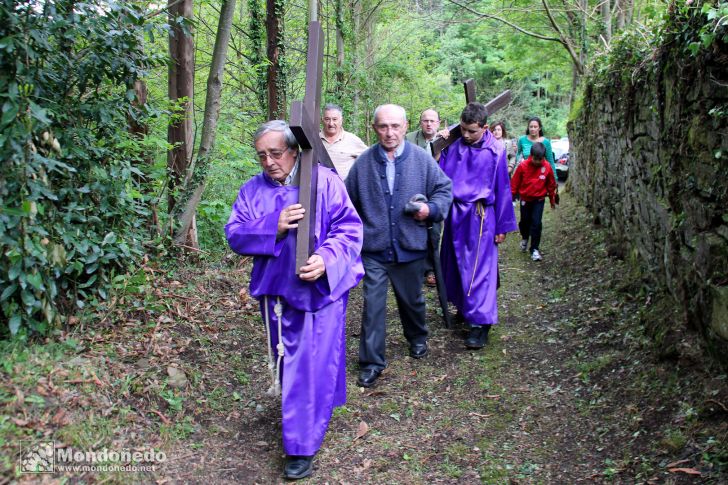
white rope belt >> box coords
[263,295,284,397]
[467,201,486,297]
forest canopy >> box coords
[1,0,683,337]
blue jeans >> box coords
[519,199,545,252]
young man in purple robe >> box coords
[439,102,518,349]
[225,120,364,480]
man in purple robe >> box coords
[225,120,364,480]
[439,102,517,349]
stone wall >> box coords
[568,30,728,361]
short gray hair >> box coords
[323,103,343,116]
[373,104,407,124]
[253,120,298,150]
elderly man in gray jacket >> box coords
[346,104,453,388]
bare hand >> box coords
[277,204,305,239]
[437,128,450,139]
[494,233,506,244]
[413,203,430,221]
[299,254,325,281]
[550,203,556,210]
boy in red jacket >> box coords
[510,142,557,261]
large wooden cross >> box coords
[289,21,335,273]
[431,79,512,159]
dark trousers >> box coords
[519,199,545,252]
[359,256,428,371]
[423,221,442,275]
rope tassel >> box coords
[467,201,486,297]
[264,296,284,397]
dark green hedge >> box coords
[0,1,160,337]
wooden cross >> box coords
[431,79,512,159]
[289,21,335,273]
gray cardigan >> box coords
[345,141,452,254]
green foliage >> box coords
[683,1,728,56]
[581,0,726,110]
[0,1,163,337]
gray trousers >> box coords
[359,256,429,371]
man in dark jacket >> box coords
[345,104,453,388]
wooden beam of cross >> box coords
[289,21,335,274]
[431,79,512,159]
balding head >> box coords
[419,109,440,139]
[372,104,408,154]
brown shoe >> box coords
[424,271,437,287]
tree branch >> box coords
[444,0,562,42]
[542,0,584,74]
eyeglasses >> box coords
[420,119,440,124]
[256,149,289,161]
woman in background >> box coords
[516,117,556,175]
[490,121,516,176]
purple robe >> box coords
[225,166,364,456]
[439,131,517,325]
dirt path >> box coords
[153,192,726,484]
[3,192,725,484]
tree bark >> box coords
[309,0,317,21]
[266,0,286,120]
[127,79,160,236]
[335,0,345,96]
[602,0,612,45]
[248,0,267,114]
[167,0,194,214]
[173,0,237,244]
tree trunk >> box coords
[173,0,237,245]
[601,0,612,44]
[616,0,634,29]
[266,0,286,120]
[127,79,160,236]
[335,0,345,97]
[309,0,317,21]
[351,0,361,134]
[167,0,194,215]
[248,0,267,114]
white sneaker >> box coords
[520,240,528,252]
[531,249,542,261]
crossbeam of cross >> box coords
[289,21,335,273]
[431,79,512,159]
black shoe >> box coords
[409,342,428,359]
[357,368,382,388]
[284,455,313,480]
[464,325,490,349]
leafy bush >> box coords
[0,1,161,337]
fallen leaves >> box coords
[149,409,172,425]
[354,421,369,441]
[354,458,372,474]
[668,467,702,476]
[167,366,189,389]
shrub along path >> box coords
[2,192,726,483]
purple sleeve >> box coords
[493,149,518,235]
[314,174,363,295]
[224,185,285,257]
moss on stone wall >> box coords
[568,1,728,364]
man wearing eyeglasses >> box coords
[406,108,441,157]
[406,109,443,288]
[319,103,368,181]
[225,120,364,480]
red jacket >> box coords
[511,157,557,205]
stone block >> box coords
[710,285,728,341]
